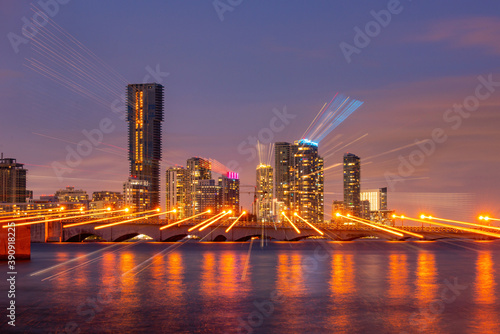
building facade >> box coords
[360,187,388,212]
[0,157,29,203]
[256,164,273,222]
[289,140,324,224]
[123,177,150,212]
[274,142,291,207]
[343,153,361,217]
[166,167,188,219]
[186,157,212,216]
[219,172,240,215]
[127,83,164,211]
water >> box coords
[1,240,500,333]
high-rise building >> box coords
[289,140,324,224]
[343,153,361,217]
[186,157,212,216]
[90,191,123,210]
[166,167,188,219]
[219,172,240,215]
[274,142,291,206]
[256,164,273,222]
[127,83,164,211]
[360,187,388,212]
[123,177,149,212]
[0,157,29,203]
[195,179,220,213]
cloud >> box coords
[413,17,500,55]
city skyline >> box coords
[1,1,499,222]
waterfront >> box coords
[1,240,500,333]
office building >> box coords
[127,83,164,210]
[360,187,388,213]
[219,172,240,215]
[343,153,361,217]
[186,157,212,216]
[166,167,188,219]
[256,164,273,222]
[55,186,89,203]
[0,157,29,203]
[289,140,324,224]
[123,177,150,212]
[274,142,291,206]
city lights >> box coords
[421,215,500,232]
[281,212,301,234]
[337,213,404,237]
[159,210,212,230]
[94,209,176,230]
[187,211,226,232]
[294,212,324,236]
[199,210,231,231]
[225,211,246,233]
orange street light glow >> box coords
[281,212,301,234]
[0,207,100,224]
[395,215,500,238]
[339,214,404,237]
[159,210,211,230]
[199,211,231,231]
[187,211,226,232]
[351,215,423,239]
[225,211,246,233]
[422,215,500,232]
[1,208,119,228]
[479,216,500,222]
[94,209,176,230]
[294,212,324,236]
[0,206,67,218]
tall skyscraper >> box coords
[274,142,291,206]
[196,179,220,213]
[0,156,29,203]
[256,164,273,222]
[127,83,164,210]
[186,157,212,216]
[343,153,361,217]
[289,140,324,224]
[219,172,240,215]
[166,167,188,219]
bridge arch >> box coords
[66,233,107,242]
[113,233,154,242]
[162,234,188,242]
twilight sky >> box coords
[1,0,499,223]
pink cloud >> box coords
[414,17,500,55]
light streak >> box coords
[94,209,175,230]
[0,206,65,218]
[479,216,500,222]
[63,208,164,228]
[281,212,301,234]
[226,211,247,233]
[187,211,226,232]
[421,215,500,232]
[396,215,500,239]
[199,211,232,231]
[0,207,89,223]
[159,210,212,230]
[293,213,324,236]
[337,213,404,237]
[1,208,117,228]
[351,215,423,239]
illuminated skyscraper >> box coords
[186,157,212,215]
[256,164,273,222]
[127,83,164,211]
[289,140,324,224]
[219,172,240,215]
[360,187,388,212]
[274,142,291,206]
[166,167,188,219]
[343,153,361,217]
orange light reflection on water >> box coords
[471,251,498,333]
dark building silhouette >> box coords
[343,153,361,217]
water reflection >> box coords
[471,251,498,333]
[328,253,355,332]
[413,251,439,332]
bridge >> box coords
[30,220,497,242]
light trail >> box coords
[94,209,175,230]
[0,207,88,223]
[351,215,424,239]
[396,215,500,239]
[0,206,65,218]
[199,211,232,231]
[421,215,500,232]
[1,208,117,228]
[187,211,226,232]
[337,213,404,237]
[225,211,247,233]
[293,213,324,236]
[159,210,212,230]
[281,212,301,234]
[63,208,166,228]
[479,216,500,222]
